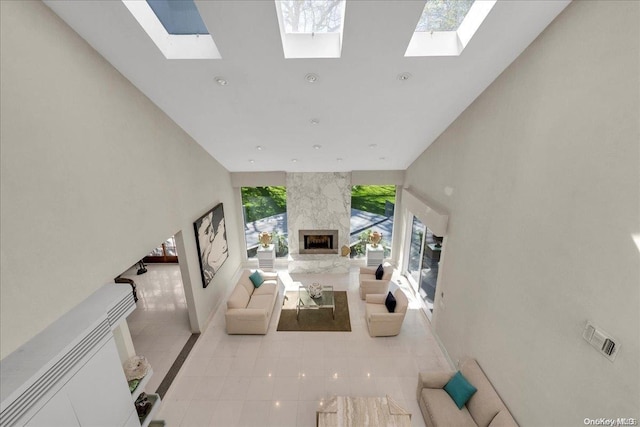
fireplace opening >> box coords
[299,229,339,254]
[305,235,332,250]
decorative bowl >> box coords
[308,283,323,298]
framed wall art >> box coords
[193,202,228,288]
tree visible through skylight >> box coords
[416,0,474,32]
[280,0,344,33]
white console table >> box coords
[366,244,384,267]
[257,244,275,270]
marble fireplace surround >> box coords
[287,172,350,273]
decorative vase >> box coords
[258,231,272,248]
[369,231,382,248]
[123,355,150,381]
[308,283,323,298]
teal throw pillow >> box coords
[249,270,264,288]
[444,371,477,409]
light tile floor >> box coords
[156,268,450,427]
[122,263,192,393]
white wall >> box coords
[404,1,639,425]
[0,1,240,359]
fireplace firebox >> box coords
[299,229,339,254]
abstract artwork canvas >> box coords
[193,203,228,288]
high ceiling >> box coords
[44,0,570,173]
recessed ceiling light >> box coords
[291,158,298,163]
[336,158,343,162]
[397,72,412,81]
[368,144,377,149]
[313,145,321,150]
[249,159,255,163]
[256,145,263,150]
[310,119,320,125]
[214,76,228,86]
[305,73,319,83]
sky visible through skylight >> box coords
[416,0,475,32]
[146,0,208,35]
[280,0,344,33]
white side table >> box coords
[257,244,275,270]
[366,244,384,267]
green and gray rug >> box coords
[276,291,351,332]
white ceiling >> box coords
[44,0,570,173]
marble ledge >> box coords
[288,254,350,274]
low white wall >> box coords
[404,1,639,425]
[0,1,240,358]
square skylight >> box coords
[146,0,209,35]
[280,0,344,34]
[275,0,346,58]
[415,0,474,33]
[406,0,496,57]
[123,0,220,59]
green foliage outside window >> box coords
[351,185,396,215]
[350,185,396,258]
[272,230,289,257]
[241,186,287,223]
[242,186,288,258]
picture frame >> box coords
[193,202,229,288]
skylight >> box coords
[280,0,344,34]
[406,0,496,57]
[275,0,346,59]
[415,0,474,33]
[146,0,208,35]
[123,0,220,59]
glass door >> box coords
[405,215,442,319]
[407,216,426,285]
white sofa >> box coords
[225,270,279,334]
[417,359,518,427]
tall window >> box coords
[241,186,288,258]
[350,185,396,258]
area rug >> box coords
[276,291,351,332]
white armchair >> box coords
[365,289,409,337]
[359,263,393,300]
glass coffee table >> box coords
[297,284,335,320]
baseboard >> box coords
[433,330,455,369]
